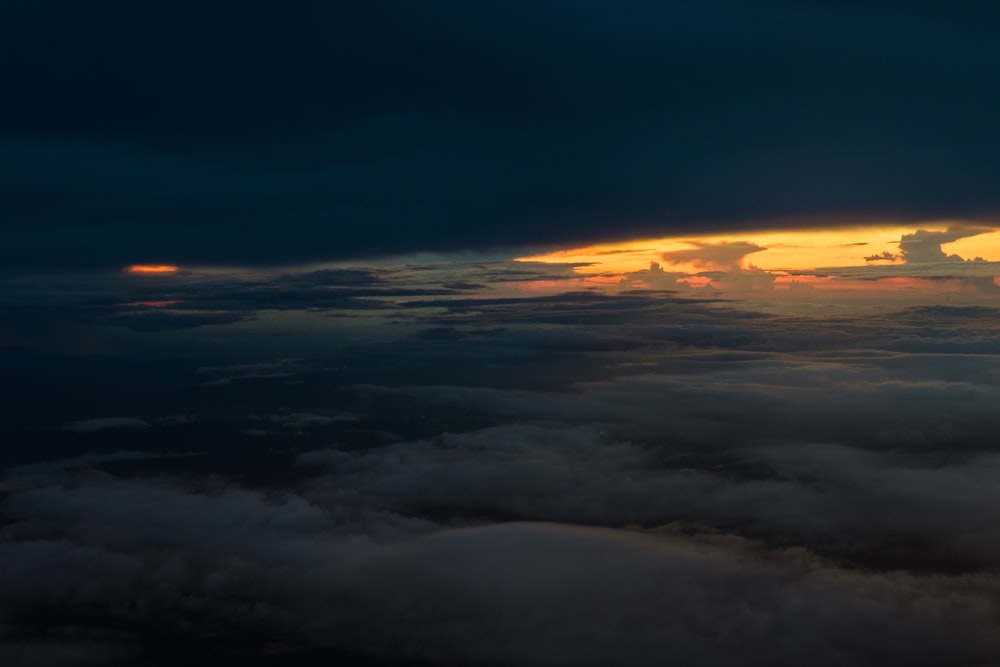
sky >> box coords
[4,2,1000,666]
[4,0,1000,269]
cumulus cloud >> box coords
[898,227,990,263]
[661,241,767,271]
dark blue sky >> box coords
[3,0,999,269]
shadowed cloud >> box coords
[661,241,768,271]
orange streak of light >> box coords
[118,300,183,308]
[125,264,179,274]
[775,275,973,292]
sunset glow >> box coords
[125,264,179,274]
[511,223,1000,303]
[517,224,1000,275]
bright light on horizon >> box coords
[124,264,179,274]
[517,224,1000,275]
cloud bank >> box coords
[4,261,1000,663]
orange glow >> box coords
[772,275,838,290]
[125,264,179,274]
[516,222,1000,303]
[519,224,1000,275]
[944,229,1000,260]
[775,275,972,293]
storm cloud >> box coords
[3,1,1000,269]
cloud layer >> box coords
[4,258,1000,663]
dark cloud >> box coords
[4,252,1000,663]
[107,309,256,332]
[63,418,150,433]
[898,226,991,263]
[865,250,899,262]
[3,458,1000,665]
[3,1,1000,270]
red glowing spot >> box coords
[118,300,183,308]
[125,264,179,274]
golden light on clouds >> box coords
[518,224,1000,275]
[125,264,179,274]
[514,223,1000,305]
